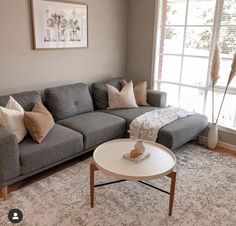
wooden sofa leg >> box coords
[1,186,8,200]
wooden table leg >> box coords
[90,162,98,208]
[167,171,176,216]
[1,186,8,201]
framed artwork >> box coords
[31,0,88,49]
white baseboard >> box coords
[199,136,236,152]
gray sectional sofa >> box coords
[0,77,208,199]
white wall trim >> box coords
[199,136,236,152]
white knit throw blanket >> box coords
[129,106,195,142]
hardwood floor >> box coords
[192,140,236,158]
[197,138,236,158]
[209,146,236,158]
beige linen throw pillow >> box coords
[24,103,55,143]
[0,96,27,142]
[122,80,149,106]
[107,81,138,109]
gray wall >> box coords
[0,0,128,95]
[126,0,156,87]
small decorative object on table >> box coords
[123,151,150,162]
[123,138,150,162]
[130,149,140,158]
[134,140,145,154]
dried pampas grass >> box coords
[211,45,220,86]
[210,45,220,123]
[216,51,236,124]
[227,52,236,85]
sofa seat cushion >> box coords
[19,124,84,174]
[157,114,208,150]
[103,108,208,150]
[58,112,126,149]
[101,107,157,126]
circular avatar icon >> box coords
[8,209,23,224]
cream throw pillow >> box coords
[122,80,149,106]
[0,96,27,143]
[107,82,138,109]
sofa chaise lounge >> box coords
[0,77,208,200]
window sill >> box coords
[208,122,236,135]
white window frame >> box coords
[153,0,236,130]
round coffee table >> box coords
[90,139,177,216]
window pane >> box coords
[221,0,236,26]
[219,26,236,59]
[179,86,205,113]
[217,59,236,88]
[185,27,212,56]
[166,0,186,25]
[161,55,181,82]
[163,27,184,54]
[187,0,215,25]
[205,91,213,123]
[160,83,179,106]
[156,0,236,130]
[206,91,236,129]
[181,57,208,86]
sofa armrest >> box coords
[147,89,167,108]
[0,126,20,184]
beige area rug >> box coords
[0,144,236,226]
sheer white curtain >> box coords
[154,0,236,129]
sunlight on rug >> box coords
[0,144,235,226]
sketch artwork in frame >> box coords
[31,0,88,49]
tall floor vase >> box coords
[207,123,218,149]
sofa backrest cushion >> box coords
[0,91,42,111]
[91,77,124,110]
[44,83,94,121]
